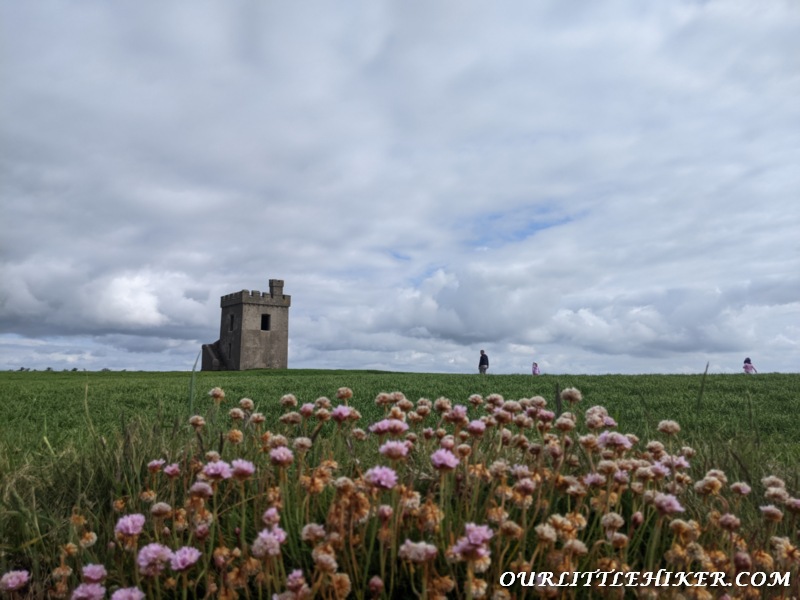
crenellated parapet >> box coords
[220,283,291,308]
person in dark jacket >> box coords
[479,350,489,374]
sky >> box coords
[1,1,799,375]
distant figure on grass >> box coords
[479,350,489,374]
[743,357,758,374]
[532,361,541,375]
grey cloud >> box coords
[2,0,799,374]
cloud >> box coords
[1,0,799,373]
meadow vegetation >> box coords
[1,369,798,598]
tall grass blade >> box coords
[83,381,98,439]
[189,350,201,418]
[695,361,709,412]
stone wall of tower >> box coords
[202,279,291,371]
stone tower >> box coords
[201,280,291,371]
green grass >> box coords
[2,370,799,476]
[1,369,800,596]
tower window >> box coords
[229,314,235,331]
[261,314,271,331]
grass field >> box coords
[3,369,799,476]
[1,369,799,598]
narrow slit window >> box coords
[261,314,271,331]
[229,314,235,331]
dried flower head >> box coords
[731,481,752,496]
[657,420,681,435]
[280,394,298,407]
[760,505,784,523]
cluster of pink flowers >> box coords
[450,523,494,562]
[269,446,294,467]
[378,440,410,460]
[114,513,146,537]
[369,418,409,436]
[330,404,354,423]
[364,466,398,489]
[252,525,288,558]
[171,546,202,572]
[231,458,256,480]
[430,448,459,470]
[0,570,29,592]
[202,460,233,480]
[137,543,174,577]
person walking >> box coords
[743,357,758,374]
[478,350,489,374]
[532,361,540,375]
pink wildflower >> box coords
[659,455,690,471]
[71,583,106,600]
[189,481,214,498]
[287,571,310,596]
[444,405,468,424]
[731,482,752,496]
[270,446,294,467]
[369,419,409,436]
[262,507,281,526]
[330,405,353,423]
[147,459,166,473]
[81,564,107,583]
[115,514,146,536]
[137,543,173,577]
[379,440,409,460]
[653,492,684,515]
[537,410,555,423]
[170,546,201,571]
[451,523,494,561]
[202,460,232,481]
[650,463,671,478]
[430,448,460,471]
[597,431,633,451]
[467,420,486,436]
[1,570,29,592]
[163,463,180,478]
[111,589,146,600]
[300,403,315,417]
[399,539,438,563]
[365,466,398,490]
[582,473,606,487]
[252,527,287,558]
[231,459,256,480]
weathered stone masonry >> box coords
[201,279,291,371]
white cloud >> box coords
[1,0,798,373]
